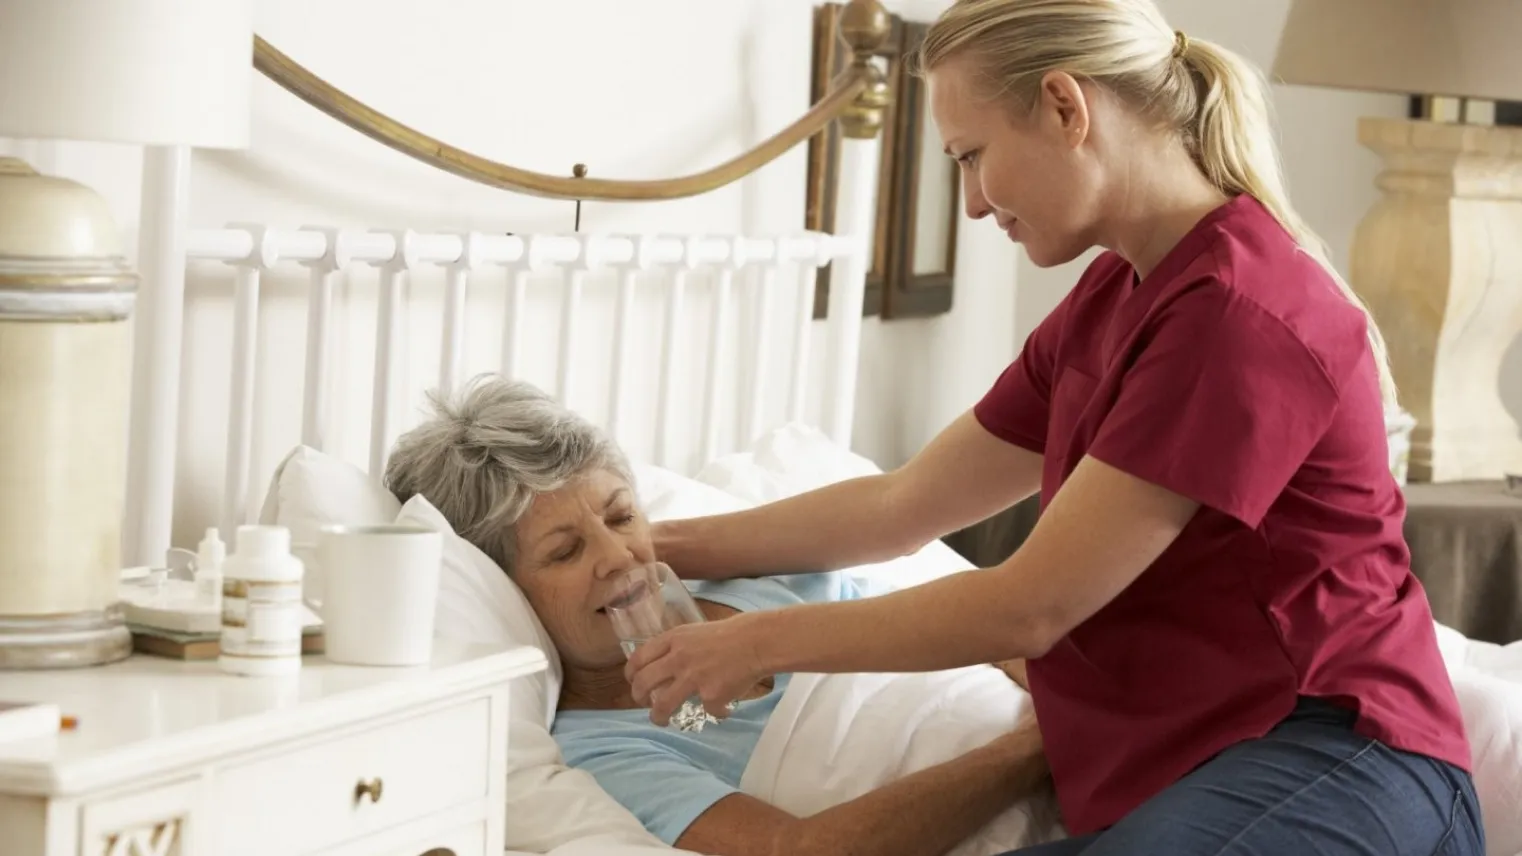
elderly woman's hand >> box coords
[625,611,769,726]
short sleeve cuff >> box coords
[1084,437,1261,528]
[974,381,1046,455]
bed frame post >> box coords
[124,146,192,567]
[824,0,892,448]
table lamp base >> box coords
[1352,117,1522,482]
[0,607,133,670]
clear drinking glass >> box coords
[606,562,731,732]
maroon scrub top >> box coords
[974,193,1470,835]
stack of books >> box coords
[121,576,324,661]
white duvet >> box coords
[503,665,1065,856]
[510,625,1522,856]
[740,666,1066,855]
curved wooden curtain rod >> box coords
[251,1,893,203]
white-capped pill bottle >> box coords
[219,525,305,677]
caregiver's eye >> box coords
[957,149,980,167]
[608,510,635,528]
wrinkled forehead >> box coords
[515,468,633,536]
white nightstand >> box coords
[0,640,547,855]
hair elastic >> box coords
[1172,29,1190,59]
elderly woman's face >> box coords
[512,468,655,670]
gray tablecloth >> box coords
[1402,481,1522,645]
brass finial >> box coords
[571,163,588,231]
[838,0,892,140]
[839,0,891,57]
[839,64,891,140]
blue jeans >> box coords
[1004,698,1484,856]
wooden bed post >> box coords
[824,0,891,448]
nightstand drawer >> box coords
[79,777,201,856]
[210,696,493,855]
[317,816,487,856]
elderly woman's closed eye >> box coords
[381,376,1050,856]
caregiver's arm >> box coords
[752,454,1198,673]
[674,721,1046,856]
[658,411,1041,581]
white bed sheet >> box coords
[1433,625,1522,856]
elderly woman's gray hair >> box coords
[384,375,634,572]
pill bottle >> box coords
[195,527,226,605]
[219,525,304,677]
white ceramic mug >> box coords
[316,524,442,667]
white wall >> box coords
[3,0,1403,552]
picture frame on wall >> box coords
[805,2,894,318]
[880,19,958,318]
[805,4,960,320]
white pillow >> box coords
[396,494,562,727]
[696,422,884,498]
[257,445,402,605]
[634,460,752,522]
[1449,668,1522,856]
[695,423,971,590]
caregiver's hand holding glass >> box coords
[608,561,737,731]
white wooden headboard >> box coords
[120,23,889,569]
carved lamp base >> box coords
[1352,118,1522,483]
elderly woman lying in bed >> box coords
[383,376,1051,856]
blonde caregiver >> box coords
[627,1,1483,854]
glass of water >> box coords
[606,562,731,731]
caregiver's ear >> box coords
[1036,71,1091,147]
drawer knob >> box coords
[354,777,384,804]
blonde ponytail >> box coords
[1179,39,1398,407]
[917,0,1399,407]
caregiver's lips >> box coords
[999,219,1019,240]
